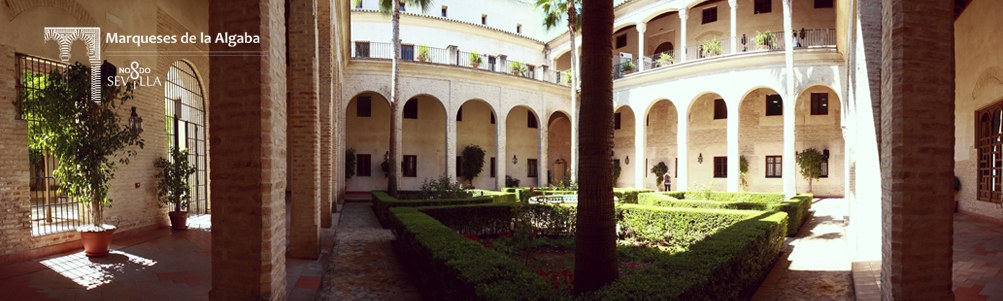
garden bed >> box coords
[389,203,787,300]
[370,191,493,228]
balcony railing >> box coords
[618,28,837,79]
[352,41,568,86]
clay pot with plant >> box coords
[23,62,144,257]
[754,31,774,50]
[417,45,430,62]
[155,146,198,230]
[469,51,482,69]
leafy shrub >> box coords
[461,145,486,186]
[505,175,521,187]
[420,175,472,199]
[650,161,669,187]
[613,188,655,204]
[345,148,356,179]
[701,38,723,56]
[635,191,811,236]
[617,205,751,250]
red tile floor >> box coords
[0,226,324,301]
[952,214,1003,301]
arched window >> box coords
[654,42,675,56]
[977,104,1003,204]
[164,61,209,214]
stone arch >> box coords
[613,105,637,187]
[644,99,680,190]
[345,91,392,192]
[687,92,727,191]
[505,105,542,187]
[793,84,844,196]
[456,99,499,189]
[546,111,573,185]
[738,87,784,193]
[972,66,1003,100]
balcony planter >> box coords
[701,38,723,57]
[621,61,636,75]
[469,52,482,69]
[417,45,430,63]
[754,31,774,50]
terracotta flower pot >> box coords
[169,211,189,230]
[80,228,116,257]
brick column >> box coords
[318,0,334,227]
[726,100,739,192]
[287,0,321,259]
[447,110,457,179]
[539,115,549,187]
[634,108,646,188]
[879,0,955,299]
[208,0,287,299]
[676,106,688,191]
[678,10,688,63]
[782,0,796,198]
[496,115,507,190]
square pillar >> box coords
[726,101,739,192]
[782,0,796,198]
[879,0,955,299]
[676,106,688,191]
[288,0,321,259]
[634,109,647,188]
[539,118,549,187]
[208,0,288,299]
[729,0,738,54]
[447,110,457,179]
[678,10,688,63]
[496,115,507,190]
[636,23,646,72]
[318,0,334,228]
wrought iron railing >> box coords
[352,41,567,86]
[620,28,837,76]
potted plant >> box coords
[417,45,430,62]
[754,31,774,50]
[23,63,144,257]
[701,38,723,57]
[461,145,486,187]
[469,52,482,69]
[345,148,356,179]
[656,52,674,67]
[510,61,528,76]
[155,147,197,230]
[650,161,668,190]
[620,60,635,74]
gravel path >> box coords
[318,202,422,301]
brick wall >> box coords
[287,0,321,259]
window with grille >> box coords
[614,112,622,129]
[702,7,718,24]
[814,0,834,8]
[766,94,783,116]
[754,0,772,13]
[481,14,488,25]
[714,99,727,119]
[528,111,538,128]
[355,41,370,58]
[820,159,829,178]
[357,154,372,177]
[357,96,372,117]
[976,102,1003,203]
[165,60,210,216]
[403,155,418,177]
[615,34,627,49]
[404,98,418,119]
[490,157,497,177]
[714,156,727,178]
[18,54,90,236]
[528,159,538,178]
[441,6,448,17]
[401,44,415,61]
[811,93,828,115]
[766,156,782,178]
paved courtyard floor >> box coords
[751,198,854,300]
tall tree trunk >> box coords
[387,0,401,196]
[574,0,618,294]
[567,3,579,180]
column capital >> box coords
[678,9,688,20]
[636,22,647,33]
[728,0,737,7]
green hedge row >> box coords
[389,207,560,300]
[389,203,787,300]
[589,205,788,300]
[613,188,656,204]
[371,191,493,228]
[467,189,518,203]
[636,192,813,236]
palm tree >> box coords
[574,0,618,295]
[368,0,432,195]
[537,0,581,178]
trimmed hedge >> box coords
[371,191,493,227]
[589,205,787,300]
[389,207,560,300]
[389,203,787,300]
[637,192,813,236]
[467,189,517,203]
[613,188,656,204]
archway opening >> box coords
[547,112,572,185]
[687,93,727,191]
[456,99,498,189]
[505,106,541,187]
[613,106,636,188]
[165,60,209,215]
[645,99,678,190]
[794,85,844,197]
[400,95,447,190]
[738,88,784,192]
[345,92,390,192]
